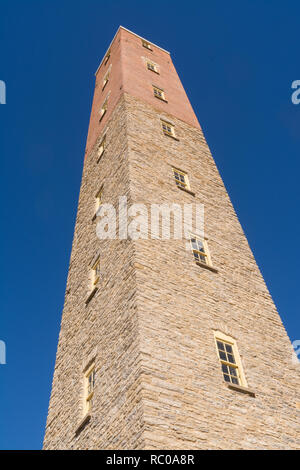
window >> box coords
[190,236,211,266]
[97,135,106,160]
[146,60,158,73]
[95,187,103,214]
[173,168,190,190]
[161,120,175,137]
[142,40,152,50]
[102,70,110,90]
[84,364,95,415]
[104,51,110,65]
[92,257,100,285]
[99,98,108,121]
[216,339,240,385]
[85,256,100,304]
[214,332,248,389]
[153,86,166,101]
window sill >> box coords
[163,132,179,141]
[227,383,256,397]
[155,95,168,103]
[177,186,195,197]
[85,287,98,305]
[75,413,91,436]
[195,261,218,273]
[99,110,107,123]
[148,69,160,75]
[96,150,105,164]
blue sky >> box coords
[0,0,299,450]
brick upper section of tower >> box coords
[85,27,200,157]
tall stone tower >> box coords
[44,27,299,450]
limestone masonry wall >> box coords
[44,97,145,449]
[125,93,299,449]
[44,93,299,449]
[44,27,299,449]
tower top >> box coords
[86,26,200,157]
[95,26,170,76]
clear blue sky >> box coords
[0,0,299,450]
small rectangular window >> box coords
[95,187,103,214]
[99,98,108,121]
[142,40,152,50]
[190,236,211,266]
[97,135,106,160]
[216,340,240,385]
[146,60,158,73]
[153,86,166,101]
[161,120,175,137]
[214,332,248,390]
[92,257,100,285]
[173,168,190,190]
[102,70,110,90]
[84,364,95,415]
[104,51,110,65]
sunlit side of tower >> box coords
[44,27,299,450]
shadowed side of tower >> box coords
[44,27,299,450]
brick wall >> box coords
[85,28,200,158]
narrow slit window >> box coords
[161,120,175,137]
[102,70,110,89]
[104,51,110,65]
[142,40,152,50]
[190,236,211,266]
[173,168,189,190]
[95,187,103,214]
[97,135,106,159]
[153,86,166,101]
[84,364,95,415]
[99,98,108,121]
[92,258,100,285]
